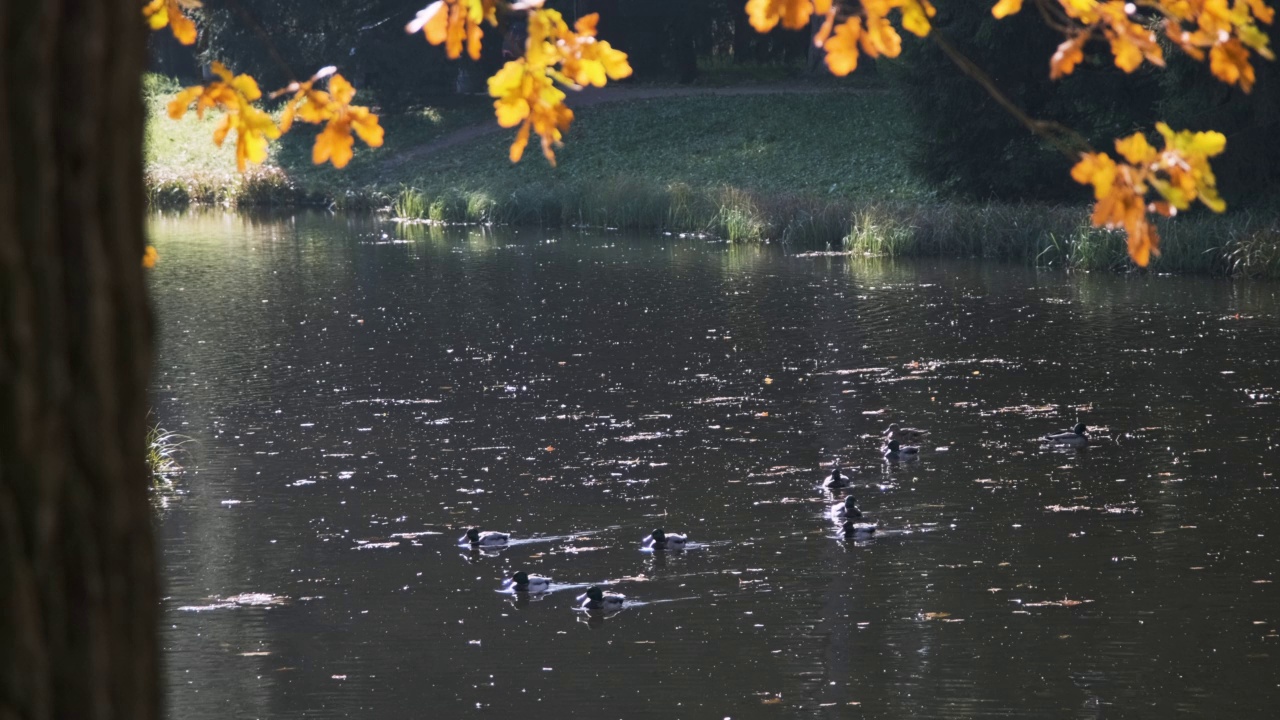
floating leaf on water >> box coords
[832,367,891,375]
[556,546,607,555]
[922,611,951,620]
[1021,597,1093,608]
[616,432,670,442]
[763,377,773,385]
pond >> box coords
[150,211,1280,719]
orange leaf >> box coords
[314,121,355,168]
[1050,35,1086,79]
[860,15,902,58]
[1127,219,1160,267]
[510,121,531,163]
[1114,132,1156,165]
[1070,152,1117,201]
[824,18,863,76]
[406,1,450,45]
[745,0,814,33]
[1210,39,1256,92]
[1110,35,1144,72]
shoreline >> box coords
[144,82,1280,279]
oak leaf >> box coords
[143,0,200,46]
[745,0,818,33]
[824,18,863,76]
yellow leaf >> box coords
[143,0,198,45]
[142,246,159,269]
[1114,132,1156,165]
[991,0,1023,19]
[901,0,936,37]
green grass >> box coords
[143,72,491,208]
[146,421,190,487]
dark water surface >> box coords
[150,211,1280,719]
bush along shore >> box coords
[145,77,1280,278]
[388,183,1280,277]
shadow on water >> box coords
[151,210,1280,719]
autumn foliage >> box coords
[408,1,633,164]
[144,0,1278,268]
[745,0,1274,266]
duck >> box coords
[461,528,509,546]
[577,585,625,611]
[1043,423,1089,447]
[823,464,851,488]
[831,495,862,520]
[882,439,920,461]
[507,570,550,593]
[644,528,688,550]
[840,520,877,538]
[883,423,928,443]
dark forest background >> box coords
[148,0,1280,205]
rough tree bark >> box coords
[0,1,156,719]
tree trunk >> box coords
[0,1,156,719]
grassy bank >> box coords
[145,75,1280,277]
[143,74,491,208]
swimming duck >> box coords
[507,571,550,593]
[831,495,862,520]
[461,528,509,546]
[644,528,688,550]
[577,585,626,611]
[841,520,877,538]
[823,465,851,488]
[1043,423,1089,447]
[882,439,920,460]
[883,423,928,443]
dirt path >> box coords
[383,83,864,171]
